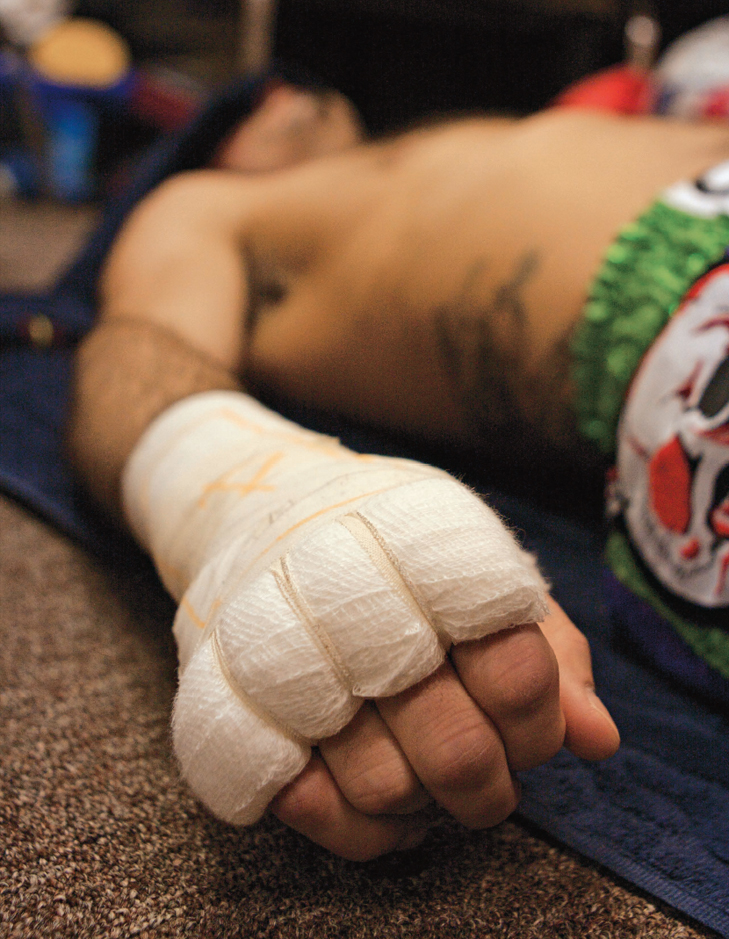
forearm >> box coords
[68,170,257,520]
[68,318,241,521]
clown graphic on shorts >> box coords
[616,256,729,607]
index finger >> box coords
[450,621,565,772]
[376,659,520,829]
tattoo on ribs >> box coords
[435,251,575,447]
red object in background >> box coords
[129,66,208,132]
[552,64,653,115]
[704,86,729,119]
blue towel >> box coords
[2,74,728,936]
[491,490,729,937]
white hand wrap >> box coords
[123,391,548,826]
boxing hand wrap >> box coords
[122,391,548,826]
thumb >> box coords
[539,599,620,761]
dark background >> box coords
[74,0,729,130]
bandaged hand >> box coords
[123,391,614,858]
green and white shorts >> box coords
[573,161,729,685]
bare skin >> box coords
[70,88,729,860]
[102,108,729,450]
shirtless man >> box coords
[68,83,729,860]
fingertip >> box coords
[270,754,430,862]
[564,689,620,761]
[538,599,620,762]
[588,691,621,756]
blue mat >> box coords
[495,492,729,937]
[2,75,728,936]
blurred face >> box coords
[616,262,729,608]
[213,85,365,174]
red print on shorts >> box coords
[617,262,729,607]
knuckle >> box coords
[490,635,559,720]
[270,769,329,831]
[346,769,418,816]
[427,722,501,794]
[334,743,420,815]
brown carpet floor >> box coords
[0,492,718,939]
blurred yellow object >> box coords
[29,17,130,89]
[27,314,55,348]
